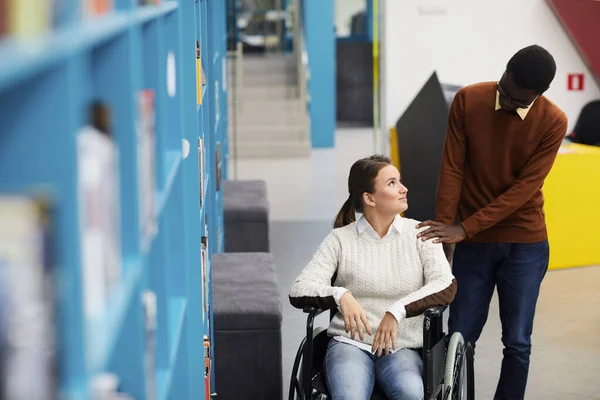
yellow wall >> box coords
[390,127,400,170]
[544,143,600,269]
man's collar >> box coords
[495,90,536,120]
[356,213,404,235]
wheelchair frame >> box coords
[289,305,474,400]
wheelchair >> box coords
[289,305,475,400]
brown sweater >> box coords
[436,82,568,243]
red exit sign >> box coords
[568,73,584,91]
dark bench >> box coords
[213,252,282,400]
[222,180,269,253]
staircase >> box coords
[228,53,311,159]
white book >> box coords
[77,125,122,319]
[136,90,157,246]
[0,195,57,400]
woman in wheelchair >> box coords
[289,155,457,400]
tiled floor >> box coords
[233,127,600,399]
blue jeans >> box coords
[449,240,549,400]
[324,340,423,400]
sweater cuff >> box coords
[459,219,476,239]
[333,287,350,306]
[386,301,407,324]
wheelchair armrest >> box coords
[303,305,325,316]
[301,305,327,400]
[423,305,447,352]
[424,305,448,318]
[423,306,448,398]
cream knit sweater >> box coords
[289,216,456,350]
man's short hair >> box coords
[506,45,557,94]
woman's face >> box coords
[364,164,408,215]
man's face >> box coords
[497,72,540,112]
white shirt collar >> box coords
[495,89,536,120]
[355,213,404,237]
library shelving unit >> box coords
[0,0,228,399]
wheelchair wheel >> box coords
[443,332,474,400]
[463,342,475,399]
[289,336,306,400]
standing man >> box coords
[416,45,568,400]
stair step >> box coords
[240,85,299,101]
[239,71,297,86]
[237,111,305,126]
[241,54,297,72]
[234,125,307,141]
[230,139,311,159]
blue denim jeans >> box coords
[449,240,549,400]
[324,339,423,400]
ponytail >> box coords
[334,196,356,228]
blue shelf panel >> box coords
[157,297,187,400]
[0,3,179,93]
[0,0,228,397]
[134,2,179,24]
[86,256,144,373]
[204,174,210,205]
[196,85,208,112]
[168,297,187,364]
[156,369,168,400]
[214,115,220,136]
[156,150,182,217]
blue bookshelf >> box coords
[0,0,228,398]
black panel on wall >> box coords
[336,41,374,125]
[395,72,449,222]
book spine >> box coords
[0,0,6,36]
[9,0,51,36]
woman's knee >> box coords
[388,376,424,400]
[325,341,375,399]
[377,349,424,400]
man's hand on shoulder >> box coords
[416,221,467,244]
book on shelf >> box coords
[84,0,114,16]
[196,41,202,105]
[136,89,157,246]
[0,194,58,400]
[77,101,122,319]
[0,0,6,36]
[90,372,134,399]
[195,41,208,105]
[198,137,205,207]
[6,0,52,37]
[204,335,211,399]
[215,142,222,191]
[141,291,157,400]
[200,237,208,322]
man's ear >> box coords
[363,192,375,208]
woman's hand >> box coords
[339,292,372,341]
[371,312,399,356]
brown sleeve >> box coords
[405,278,457,318]
[436,89,467,225]
[461,113,568,238]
